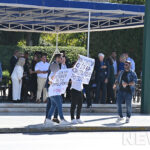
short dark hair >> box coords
[60,50,65,54]
[41,53,47,57]
[24,51,29,55]
[54,54,61,59]
[14,50,19,55]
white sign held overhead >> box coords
[71,55,95,84]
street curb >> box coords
[0,126,150,133]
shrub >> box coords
[0,45,86,71]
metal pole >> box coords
[87,11,91,57]
[50,33,59,63]
[56,33,58,52]
[141,0,150,114]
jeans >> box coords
[47,95,64,120]
[117,90,132,118]
[46,97,58,119]
[95,79,107,104]
[70,89,83,120]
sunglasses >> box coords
[124,64,129,66]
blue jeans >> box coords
[46,97,58,119]
[117,91,132,118]
[47,95,64,120]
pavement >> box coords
[1,132,150,150]
[0,112,150,133]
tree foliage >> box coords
[39,33,87,47]
[0,45,86,70]
[110,0,145,4]
[90,28,144,75]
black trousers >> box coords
[107,82,115,103]
[95,79,107,104]
[70,89,83,120]
[84,84,92,107]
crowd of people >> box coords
[7,50,138,125]
[8,50,136,105]
[8,50,71,103]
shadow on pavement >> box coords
[84,116,117,123]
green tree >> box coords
[110,0,145,4]
[39,33,87,47]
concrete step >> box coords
[0,103,141,113]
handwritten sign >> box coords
[71,55,95,84]
[48,69,72,97]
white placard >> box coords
[71,55,95,84]
[48,69,72,97]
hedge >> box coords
[0,46,86,71]
[90,28,144,76]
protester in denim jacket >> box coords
[113,60,137,124]
[116,68,137,96]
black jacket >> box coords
[95,59,110,81]
[9,56,18,75]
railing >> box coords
[133,79,142,103]
[0,78,142,104]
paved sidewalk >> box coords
[0,112,150,133]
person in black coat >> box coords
[95,53,110,104]
[21,51,30,102]
[8,50,20,101]
[60,51,71,68]
[29,53,39,101]
[107,57,115,104]
[9,50,20,75]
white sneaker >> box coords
[126,117,130,123]
[76,119,84,124]
[59,120,71,126]
[44,119,58,126]
[116,117,124,124]
[71,119,78,124]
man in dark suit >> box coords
[10,50,20,75]
[8,50,20,101]
[21,51,30,102]
[95,53,110,104]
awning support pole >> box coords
[141,0,150,114]
[87,11,91,57]
[56,32,58,52]
[50,33,60,63]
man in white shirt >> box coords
[35,53,50,103]
[61,56,67,70]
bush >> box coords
[90,28,144,76]
[0,45,86,71]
